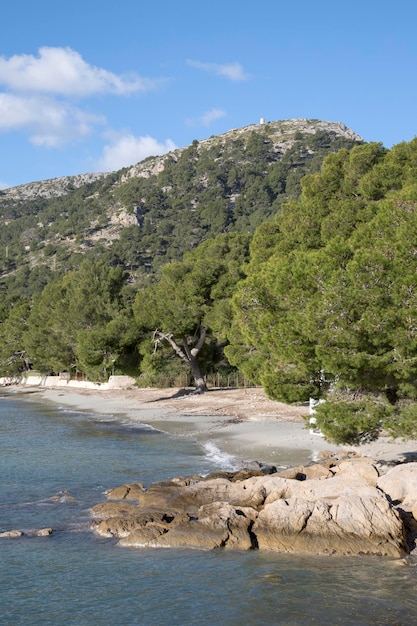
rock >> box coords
[276,465,333,481]
[48,490,78,503]
[119,503,257,550]
[91,501,140,520]
[275,466,306,480]
[303,464,334,480]
[105,483,144,501]
[139,481,191,509]
[31,528,53,537]
[168,478,268,512]
[0,528,53,538]
[136,477,264,512]
[252,494,405,557]
[50,495,77,503]
[263,474,381,503]
[91,457,411,557]
[0,529,23,538]
[332,458,379,486]
[377,462,417,511]
[95,507,184,539]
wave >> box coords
[201,441,239,471]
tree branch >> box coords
[152,330,189,363]
[191,325,207,357]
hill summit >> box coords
[0,118,363,285]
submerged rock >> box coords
[0,530,24,538]
[90,455,411,557]
[30,528,53,537]
[0,527,53,538]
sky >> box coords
[1,0,417,189]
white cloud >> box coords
[0,47,167,149]
[0,47,159,96]
[0,93,105,146]
[186,107,226,127]
[97,133,177,171]
[187,59,249,81]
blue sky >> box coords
[1,0,416,188]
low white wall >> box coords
[0,374,136,390]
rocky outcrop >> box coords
[377,462,417,546]
[0,528,53,538]
[1,172,108,200]
[90,454,410,557]
[377,462,417,510]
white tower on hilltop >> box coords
[259,117,265,125]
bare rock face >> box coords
[90,457,409,557]
[118,502,257,550]
[253,495,403,557]
[377,462,417,511]
[105,483,144,501]
[91,501,141,520]
[332,458,380,486]
[94,507,185,540]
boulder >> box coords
[0,529,23,538]
[140,477,268,513]
[105,483,144,501]
[31,528,53,537]
[91,501,141,520]
[377,462,417,512]
[119,502,257,550]
[276,464,333,481]
[253,494,405,557]
[0,528,53,538]
[94,506,184,539]
[332,458,379,486]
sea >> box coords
[1,393,416,625]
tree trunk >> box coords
[153,326,208,393]
[188,353,207,393]
[183,327,208,393]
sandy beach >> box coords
[4,384,417,468]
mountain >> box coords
[0,118,363,295]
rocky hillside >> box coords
[0,118,363,292]
[1,171,108,202]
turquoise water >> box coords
[1,394,416,625]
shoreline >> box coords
[3,384,417,467]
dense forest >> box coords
[3,118,417,443]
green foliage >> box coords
[134,233,251,388]
[0,122,363,389]
[312,397,389,444]
[0,124,361,294]
[386,403,417,439]
[0,301,31,376]
[22,258,139,379]
[136,338,191,388]
[227,138,417,440]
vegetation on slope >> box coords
[10,121,417,443]
[226,139,417,442]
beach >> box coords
[6,384,417,467]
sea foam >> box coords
[201,441,239,470]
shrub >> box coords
[313,398,391,444]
